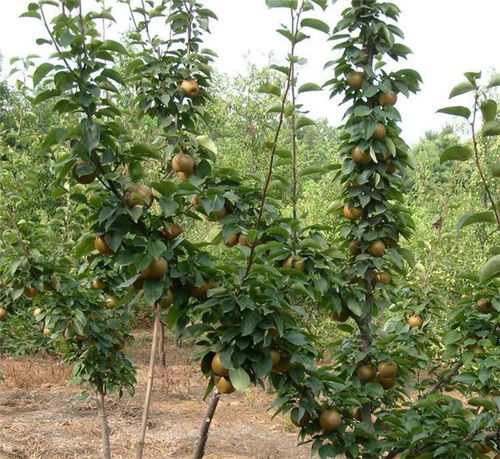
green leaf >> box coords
[346,297,361,316]
[82,120,101,153]
[299,165,328,177]
[74,235,94,258]
[487,73,500,88]
[479,254,500,284]
[296,117,315,129]
[456,211,496,230]
[491,161,500,177]
[147,240,167,258]
[241,311,260,336]
[33,89,61,105]
[444,330,461,345]
[228,367,251,392]
[20,11,41,19]
[143,279,163,304]
[440,145,473,163]
[481,100,497,122]
[196,135,218,154]
[436,106,471,119]
[159,197,180,218]
[129,144,161,160]
[258,83,281,97]
[449,81,475,98]
[482,120,500,137]
[298,82,322,93]
[99,39,128,54]
[353,106,372,117]
[32,63,54,87]
[468,397,497,412]
[300,18,329,34]
[266,0,298,8]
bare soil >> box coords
[0,331,309,459]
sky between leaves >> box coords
[0,0,498,145]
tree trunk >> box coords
[96,387,112,459]
[193,389,220,459]
[135,304,162,459]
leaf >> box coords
[82,120,100,153]
[266,0,298,8]
[346,297,361,316]
[482,120,500,137]
[487,73,500,88]
[129,144,161,160]
[298,82,322,93]
[241,311,260,336]
[33,89,60,105]
[75,235,95,258]
[311,0,327,9]
[353,106,372,117]
[300,18,329,34]
[196,135,218,154]
[456,211,496,230]
[481,100,497,122]
[99,39,128,55]
[159,198,180,218]
[468,397,497,412]
[258,83,281,97]
[296,117,315,129]
[143,279,163,304]
[444,330,461,345]
[439,145,473,163]
[491,161,500,177]
[147,240,167,258]
[20,11,41,19]
[436,106,471,119]
[228,367,251,392]
[33,63,54,87]
[449,81,475,98]
[479,254,500,284]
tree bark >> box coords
[96,387,112,459]
[135,304,162,459]
[193,389,220,459]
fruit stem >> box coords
[96,386,112,459]
[194,388,221,459]
[135,304,162,459]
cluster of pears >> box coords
[345,69,398,174]
[357,360,398,390]
[210,347,291,395]
[2,280,57,324]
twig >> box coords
[421,360,463,397]
[470,93,500,228]
[241,9,300,283]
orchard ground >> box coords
[0,330,309,459]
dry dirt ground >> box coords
[0,331,310,459]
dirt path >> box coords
[0,332,309,459]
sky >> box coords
[0,1,499,145]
